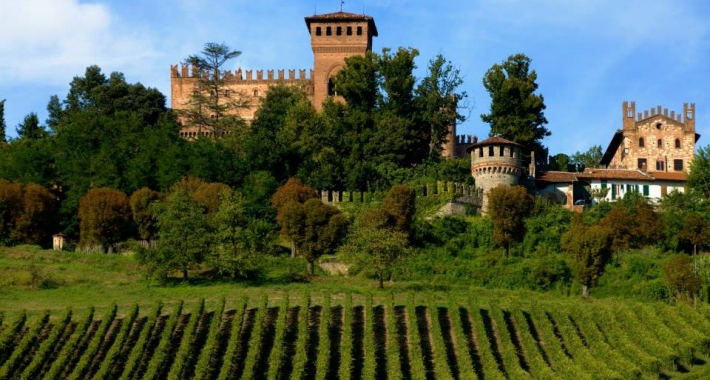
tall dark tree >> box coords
[481,53,550,168]
[78,187,132,253]
[487,185,534,256]
[16,113,47,140]
[182,42,244,136]
[45,95,63,133]
[0,99,6,143]
[381,184,416,234]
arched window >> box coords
[657,139,662,148]
[638,138,644,148]
[253,89,259,97]
[327,78,336,96]
[675,139,681,148]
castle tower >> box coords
[467,137,523,213]
[305,12,377,111]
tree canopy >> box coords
[487,185,534,256]
[481,53,549,168]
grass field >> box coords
[3,246,710,379]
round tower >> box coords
[466,136,523,213]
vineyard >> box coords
[1,293,710,379]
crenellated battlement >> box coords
[622,100,695,124]
[454,134,478,145]
[170,64,314,83]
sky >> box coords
[1,0,709,156]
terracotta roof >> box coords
[577,168,655,181]
[536,171,579,182]
[305,12,378,36]
[648,171,687,181]
[466,136,523,152]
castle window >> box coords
[327,78,336,96]
[357,26,363,35]
[656,122,662,129]
[326,26,332,35]
[656,160,664,171]
[336,26,342,35]
[315,26,322,36]
[510,148,514,157]
[638,138,644,148]
[499,146,504,156]
[488,146,494,156]
[675,139,681,148]
[674,159,683,171]
[637,158,647,170]
[478,147,483,158]
[347,26,352,35]
[253,89,259,97]
[657,139,662,148]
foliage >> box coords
[571,144,603,171]
[15,113,47,140]
[78,187,132,252]
[286,199,349,275]
[561,219,613,297]
[678,212,710,256]
[271,177,318,256]
[129,187,161,241]
[548,153,570,171]
[11,183,57,245]
[687,145,710,198]
[0,99,6,143]
[663,255,702,301]
[522,198,573,256]
[341,207,410,288]
[600,193,662,251]
[143,189,213,279]
[181,43,246,136]
[381,184,416,234]
[487,185,534,255]
[481,53,550,167]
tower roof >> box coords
[466,136,523,152]
[305,11,378,36]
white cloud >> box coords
[0,0,157,85]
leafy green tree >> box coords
[687,145,710,198]
[16,113,47,140]
[0,180,23,244]
[664,255,702,302]
[271,178,318,257]
[0,99,6,143]
[148,189,213,279]
[381,184,416,234]
[600,193,662,251]
[192,182,231,214]
[130,187,162,243]
[679,212,710,256]
[181,42,245,136]
[481,53,549,168]
[78,188,132,253]
[561,220,613,297]
[342,207,410,288]
[45,95,63,133]
[285,198,348,275]
[571,145,602,172]
[487,185,534,256]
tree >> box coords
[130,187,162,243]
[16,113,47,140]
[687,145,710,198]
[664,255,702,302]
[561,221,613,297]
[148,189,213,280]
[679,212,710,257]
[0,180,23,244]
[600,193,662,251]
[571,145,603,172]
[0,99,6,143]
[341,207,410,288]
[181,42,244,136]
[381,184,416,234]
[287,199,348,275]
[548,153,570,171]
[481,53,550,168]
[271,178,318,257]
[78,188,132,253]
[12,183,57,246]
[487,185,534,256]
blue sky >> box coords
[2,0,709,156]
